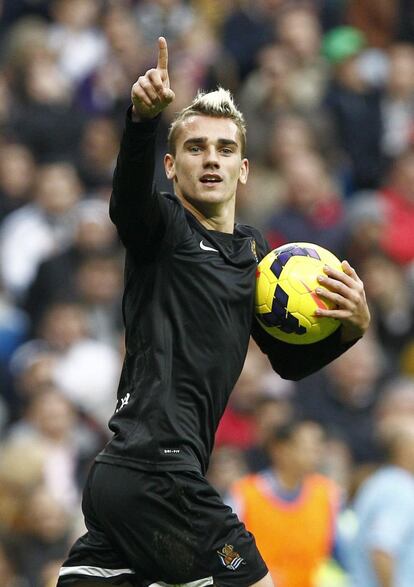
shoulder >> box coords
[307,473,341,501]
[231,473,261,494]
[358,467,414,505]
[158,191,185,214]
[0,205,43,232]
[159,191,178,203]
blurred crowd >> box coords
[0,0,414,586]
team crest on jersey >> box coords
[217,544,245,571]
[251,239,258,262]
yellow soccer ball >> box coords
[255,242,343,344]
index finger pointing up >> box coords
[157,36,168,72]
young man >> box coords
[229,419,341,587]
[57,38,370,587]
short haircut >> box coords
[268,417,323,446]
[168,87,247,156]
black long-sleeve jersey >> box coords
[96,111,354,475]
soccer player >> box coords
[57,37,370,587]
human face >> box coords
[164,115,248,213]
[272,422,324,477]
[290,422,325,474]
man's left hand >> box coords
[314,260,371,343]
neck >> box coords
[273,466,304,492]
[180,197,235,234]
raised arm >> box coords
[109,37,175,252]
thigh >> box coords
[69,464,268,587]
[89,464,202,583]
[57,464,143,586]
[178,471,268,587]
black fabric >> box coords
[58,462,268,587]
[97,109,357,477]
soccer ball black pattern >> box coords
[255,242,342,344]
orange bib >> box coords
[232,473,339,587]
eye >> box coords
[221,147,234,155]
[189,145,202,153]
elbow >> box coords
[109,198,118,225]
[280,372,304,382]
[273,364,304,382]
[273,359,318,381]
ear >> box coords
[239,158,249,185]
[164,153,176,180]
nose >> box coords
[203,145,219,168]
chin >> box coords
[200,194,228,205]
[180,187,230,208]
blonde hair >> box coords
[168,88,247,155]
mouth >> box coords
[199,174,223,186]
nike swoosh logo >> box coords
[200,240,219,252]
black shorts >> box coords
[57,462,268,587]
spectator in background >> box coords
[236,113,335,226]
[381,44,414,161]
[0,438,46,533]
[0,0,49,32]
[134,0,194,47]
[73,251,123,346]
[344,191,387,266]
[215,340,276,450]
[294,335,386,471]
[265,150,347,257]
[24,198,118,331]
[0,162,82,300]
[220,0,275,84]
[6,385,100,511]
[207,445,249,498]
[239,44,296,162]
[323,26,383,189]
[9,301,120,426]
[3,16,85,162]
[0,142,36,222]
[47,0,107,85]
[7,345,58,417]
[230,418,340,587]
[358,253,414,367]
[266,114,320,168]
[244,390,295,473]
[35,301,121,426]
[347,419,414,587]
[236,114,317,226]
[347,0,398,49]
[2,16,51,87]
[275,3,329,112]
[76,3,148,117]
[75,116,120,192]
[378,149,414,265]
[375,377,414,426]
[10,487,73,587]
